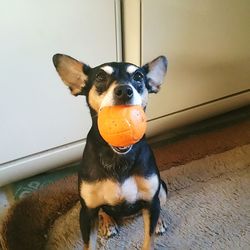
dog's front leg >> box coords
[142,196,160,250]
[80,202,99,250]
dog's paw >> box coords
[155,218,167,235]
[99,212,119,238]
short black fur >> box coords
[53,54,168,249]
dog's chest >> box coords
[80,175,159,208]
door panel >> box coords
[141,0,250,119]
[0,0,119,164]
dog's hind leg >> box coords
[155,217,167,235]
[99,209,119,238]
[155,179,168,235]
[158,179,168,206]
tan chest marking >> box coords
[80,175,159,208]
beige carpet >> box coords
[3,144,247,250]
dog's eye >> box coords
[133,71,144,82]
[95,82,107,94]
[96,71,107,82]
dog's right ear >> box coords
[52,54,90,96]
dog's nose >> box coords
[114,85,133,101]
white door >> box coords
[0,0,121,185]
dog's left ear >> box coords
[142,56,168,93]
[52,54,90,96]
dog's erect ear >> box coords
[142,56,168,93]
[52,54,90,96]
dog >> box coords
[52,54,168,250]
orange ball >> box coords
[97,105,147,147]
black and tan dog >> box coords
[52,54,168,250]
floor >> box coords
[0,105,249,220]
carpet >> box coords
[45,145,250,250]
[1,119,250,250]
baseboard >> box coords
[0,140,85,187]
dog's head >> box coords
[52,54,167,115]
